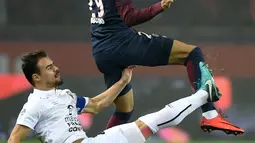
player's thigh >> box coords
[103,71,133,96]
[120,32,173,67]
[117,122,145,143]
[81,129,128,143]
[114,89,134,112]
[94,58,133,111]
[169,40,197,65]
[82,122,145,143]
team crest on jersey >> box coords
[67,105,74,115]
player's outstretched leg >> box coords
[82,80,220,143]
[135,86,220,142]
[169,40,219,116]
[169,40,244,135]
[98,88,215,143]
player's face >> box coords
[36,57,63,88]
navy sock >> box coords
[106,109,133,129]
[184,47,216,113]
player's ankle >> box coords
[184,47,204,66]
[202,110,218,119]
[201,103,216,113]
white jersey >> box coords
[16,88,88,143]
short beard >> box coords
[54,78,64,88]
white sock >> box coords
[202,110,218,119]
[139,90,208,133]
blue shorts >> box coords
[93,31,173,96]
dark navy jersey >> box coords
[88,0,135,54]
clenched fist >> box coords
[161,0,175,10]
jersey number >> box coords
[138,31,152,39]
[88,0,105,18]
[138,32,166,39]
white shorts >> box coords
[82,122,146,143]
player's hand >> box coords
[120,66,136,84]
[161,0,174,10]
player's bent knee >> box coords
[168,40,197,65]
[135,120,153,140]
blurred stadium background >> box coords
[0,0,255,142]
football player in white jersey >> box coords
[8,50,220,143]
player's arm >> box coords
[77,66,135,114]
[81,80,127,115]
[117,0,173,27]
[8,125,31,143]
[8,103,41,143]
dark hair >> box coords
[21,50,48,86]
